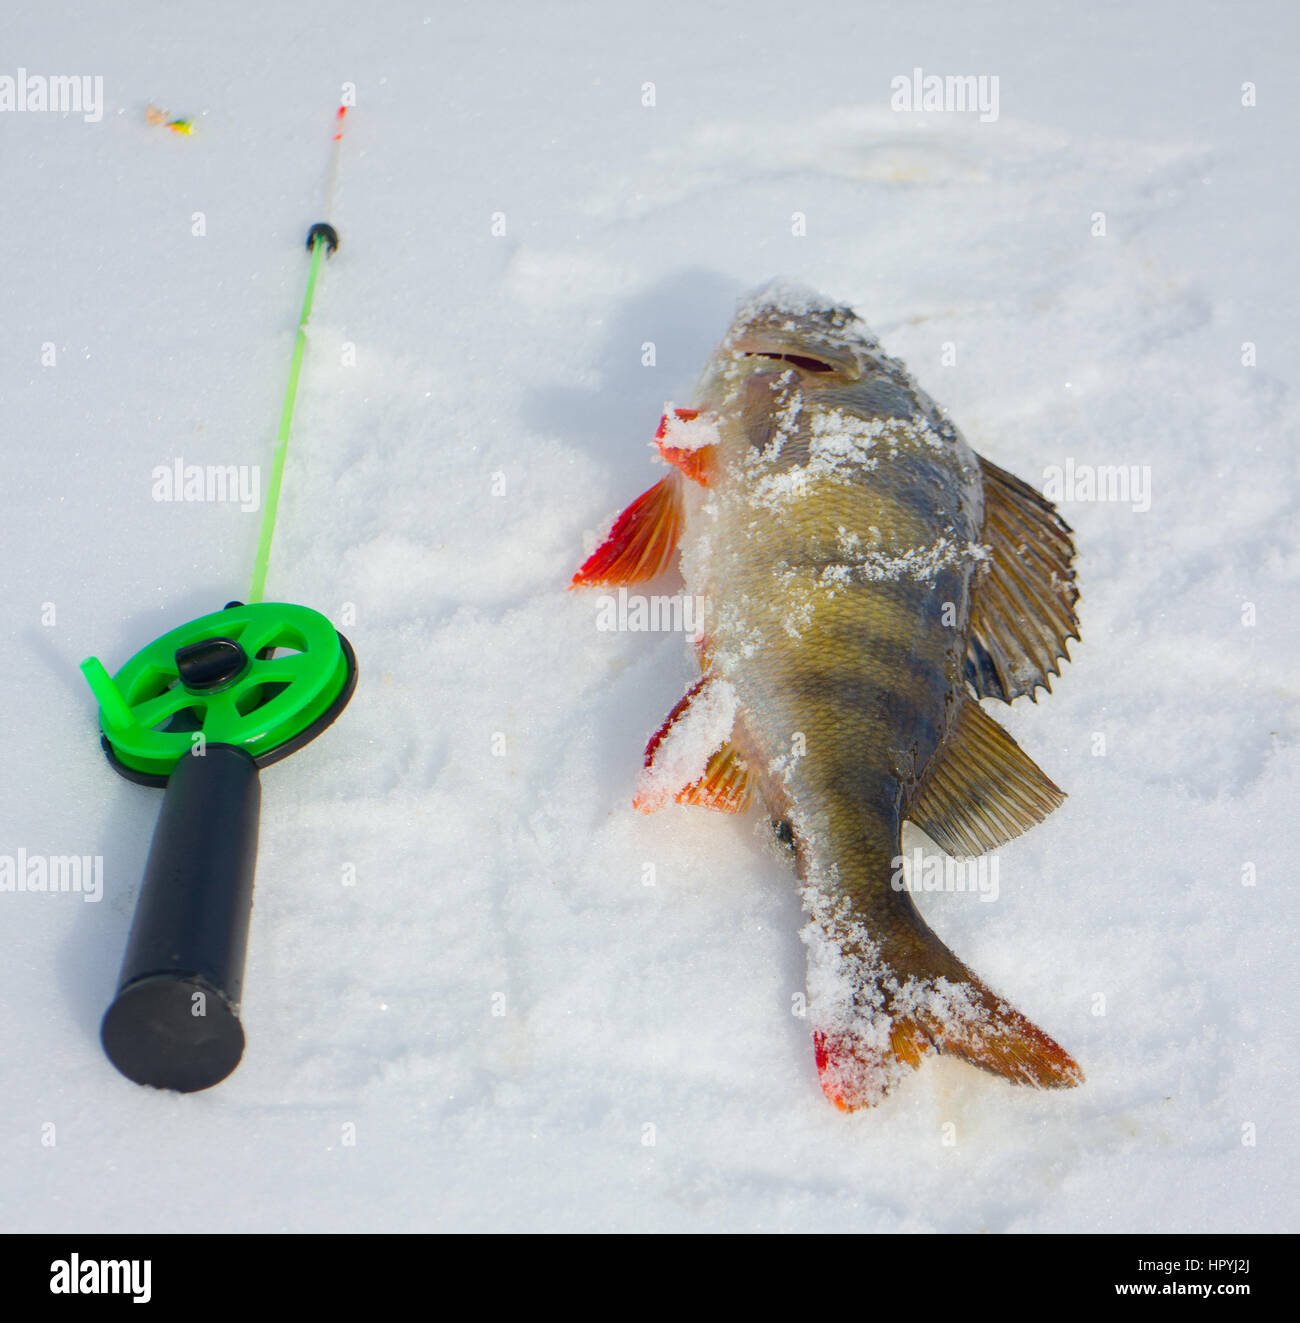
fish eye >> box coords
[744,352,837,374]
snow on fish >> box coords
[571,281,1083,1111]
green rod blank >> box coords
[248,232,329,604]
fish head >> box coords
[717,280,879,385]
[694,281,950,469]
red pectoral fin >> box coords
[654,409,716,486]
[570,473,683,588]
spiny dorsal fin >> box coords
[908,696,1065,857]
[967,455,1080,703]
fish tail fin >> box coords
[815,973,1083,1111]
[902,974,1083,1089]
[808,895,1082,1111]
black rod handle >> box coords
[100,744,261,1092]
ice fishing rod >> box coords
[79,105,357,1093]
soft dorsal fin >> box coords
[908,696,1065,857]
[966,455,1080,703]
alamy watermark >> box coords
[0,69,103,122]
[50,1255,151,1303]
[595,587,706,638]
[1,850,103,902]
[1043,458,1152,512]
[890,67,999,123]
[152,459,261,512]
[891,847,999,902]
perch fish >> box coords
[572,282,1083,1109]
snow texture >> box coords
[656,405,719,455]
[1,0,1297,1233]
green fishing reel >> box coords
[82,600,356,784]
[82,601,357,1092]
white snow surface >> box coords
[2,0,1298,1233]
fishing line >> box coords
[249,105,347,604]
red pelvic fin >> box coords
[676,741,753,813]
[654,409,715,486]
[633,675,749,814]
[570,474,683,588]
[634,737,752,814]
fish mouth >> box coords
[732,336,861,380]
[743,351,838,374]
